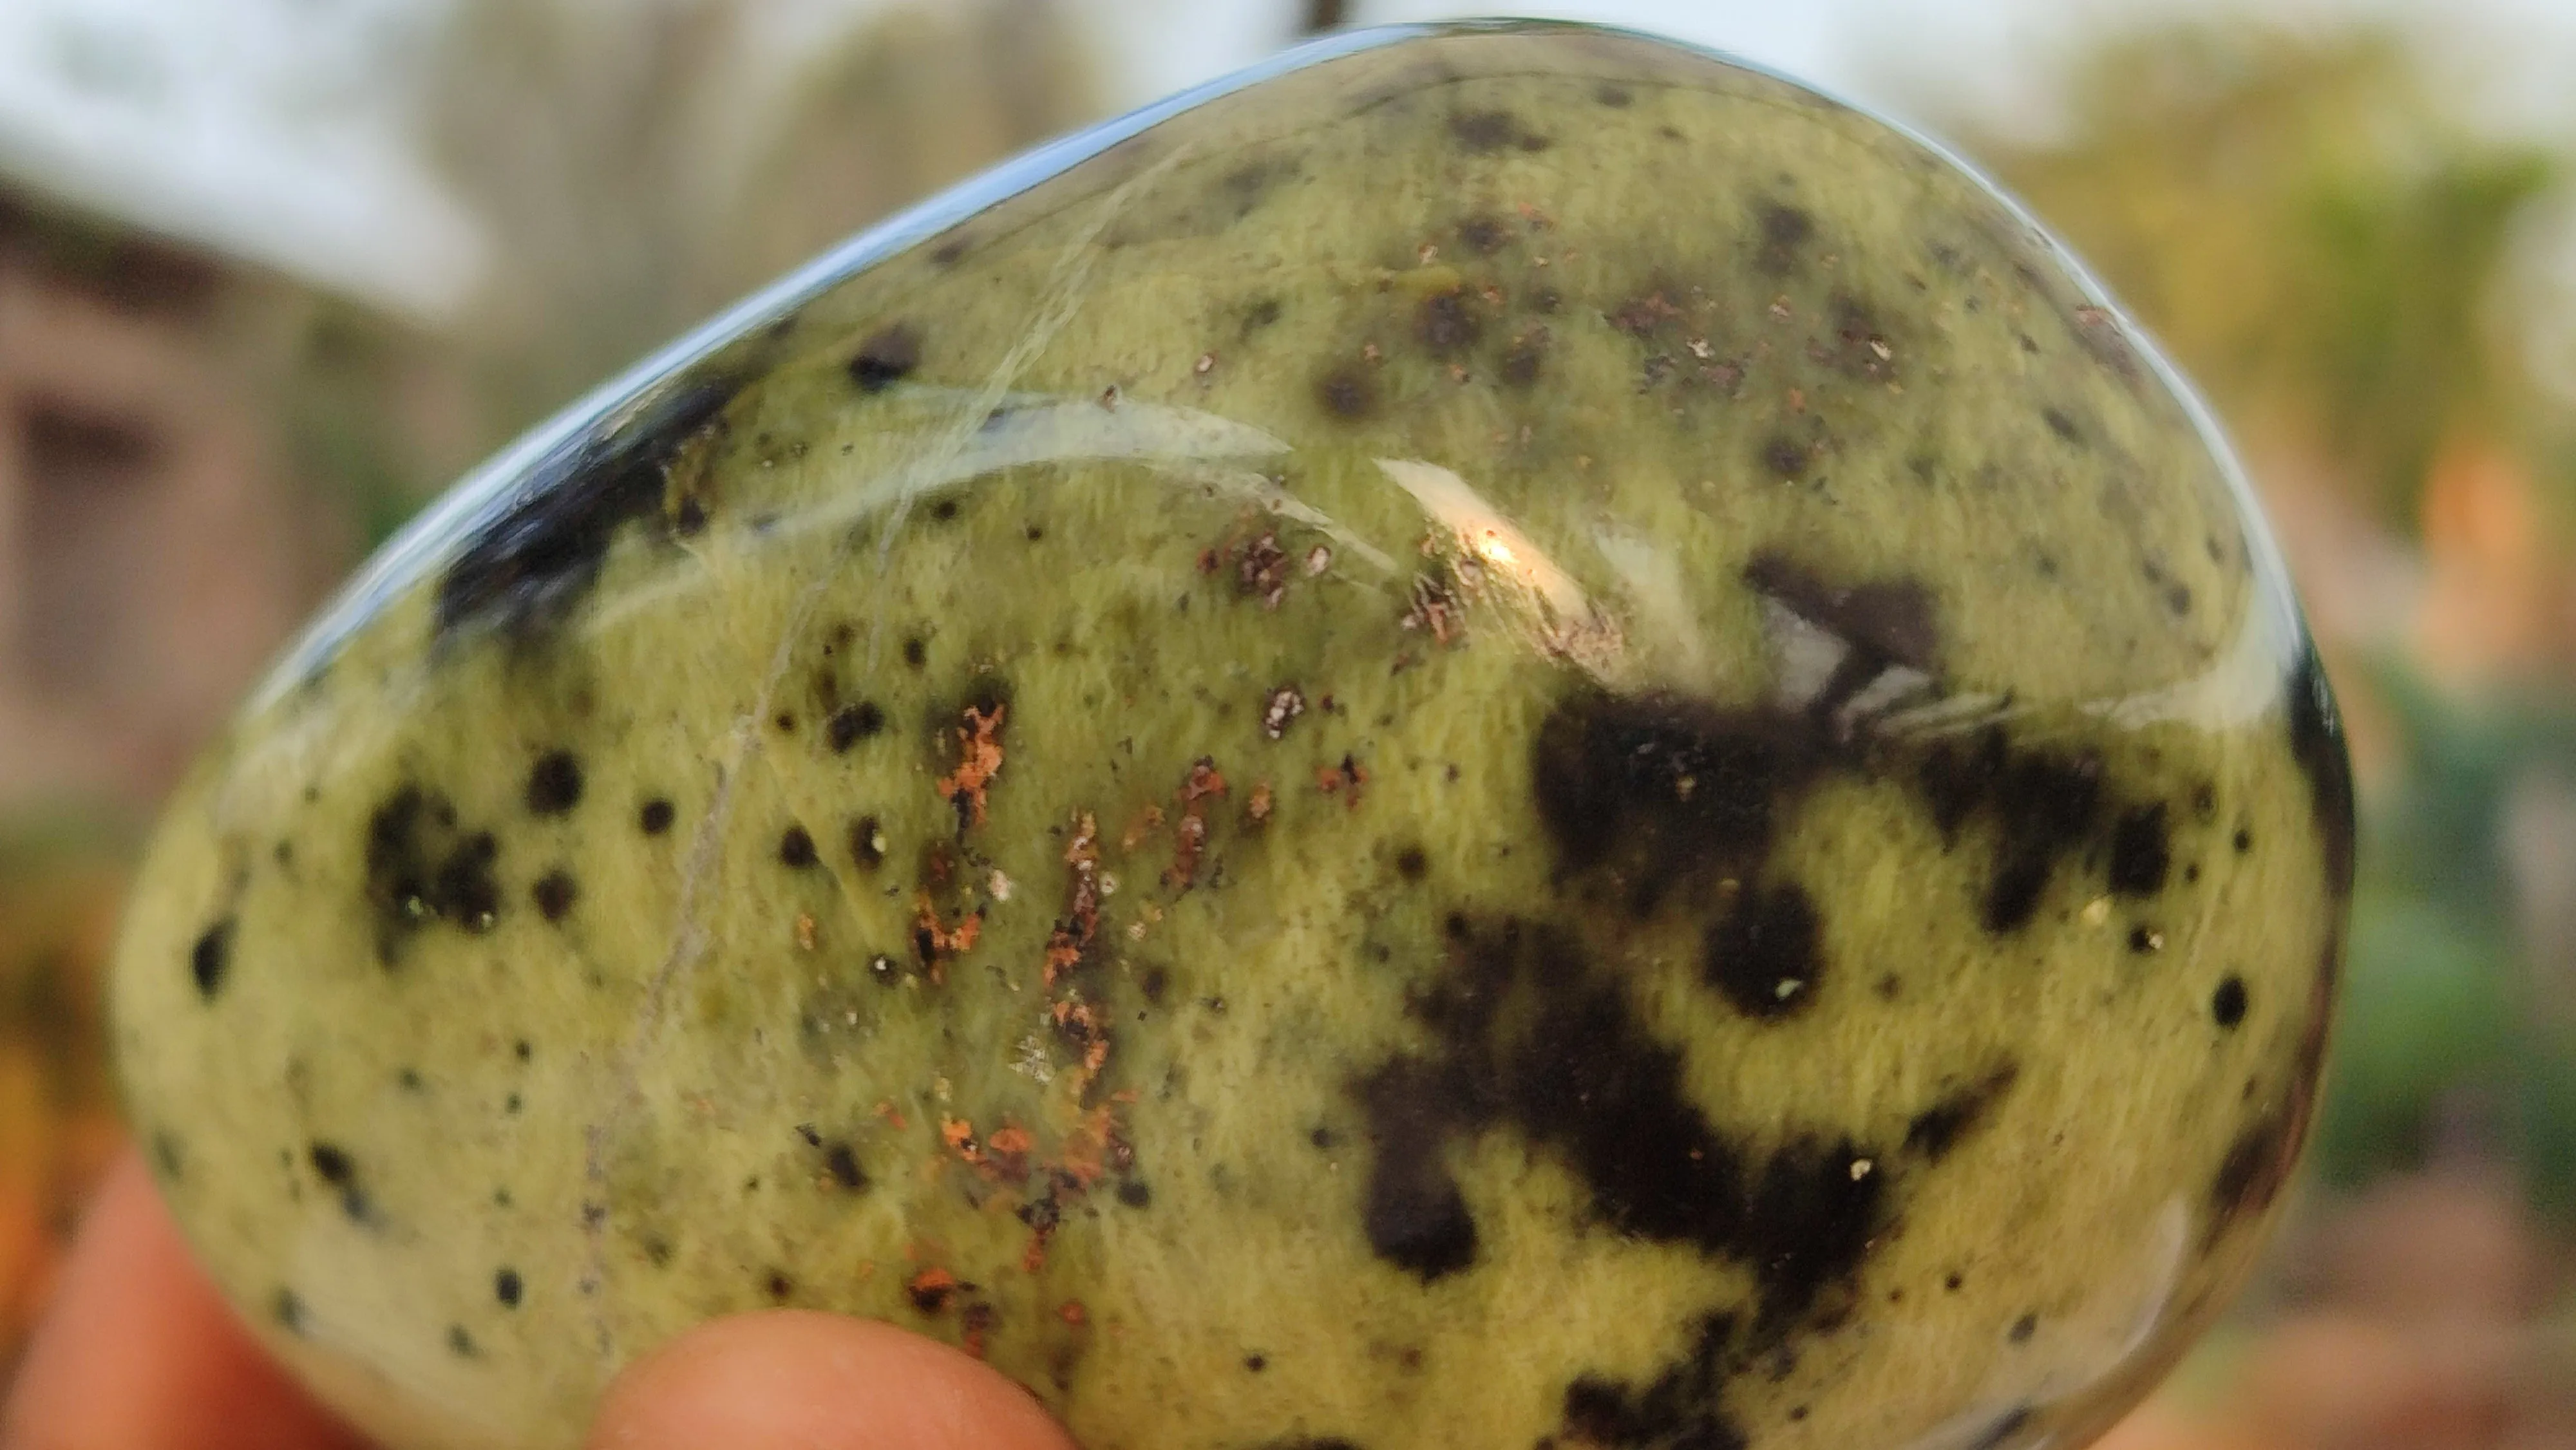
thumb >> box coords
[586,1310,1080,1450]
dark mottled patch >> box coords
[436,376,737,643]
[447,1325,475,1358]
[526,750,583,815]
[1450,109,1542,153]
[1458,214,1512,254]
[532,869,578,923]
[828,701,886,752]
[2009,1313,2037,1343]
[2041,408,2081,444]
[495,1267,522,1308]
[1244,297,1282,332]
[1501,329,1547,387]
[2284,649,2356,898]
[1532,692,1817,915]
[274,1288,307,1334]
[824,1142,868,1191]
[365,787,502,961]
[1395,846,1429,883]
[1366,919,1882,1335]
[190,918,234,1000]
[1558,1312,1748,1450]
[2130,925,2161,954]
[779,825,818,869]
[1703,883,1823,1018]
[902,636,928,668]
[1762,435,1806,478]
[1416,290,1481,355]
[1756,203,1814,276]
[1244,1353,1268,1371]
[1904,1064,2018,1161]
[1595,83,1633,107]
[1358,1060,1479,1280]
[2107,804,2171,896]
[849,324,922,393]
[1915,731,2104,933]
[1316,366,1376,420]
[639,798,675,835]
[2213,975,2248,1029]
[1117,1179,1152,1209]
[151,1131,183,1180]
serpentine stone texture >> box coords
[111,23,2352,1450]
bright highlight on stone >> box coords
[111,21,2352,1450]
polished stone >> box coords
[113,22,2350,1450]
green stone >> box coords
[112,22,2351,1450]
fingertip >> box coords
[2,1149,368,1450]
[588,1310,1079,1450]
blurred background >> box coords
[2,0,2573,1442]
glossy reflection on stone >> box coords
[111,21,2349,1450]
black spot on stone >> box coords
[1904,1064,2018,1162]
[437,376,737,643]
[779,826,818,869]
[274,1288,307,1334]
[532,869,578,923]
[1245,297,1282,331]
[1416,290,1481,355]
[849,323,921,393]
[1946,1272,1965,1292]
[1117,1179,1152,1209]
[1317,366,1376,420]
[763,1270,793,1301]
[1245,1353,1268,1371]
[2213,975,2248,1028]
[1450,110,1526,153]
[190,918,234,1000]
[673,494,708,535]
[824,1142,868,1191]
[1395,846,1429,882]
[2167,583,2193,616]
[2284,648,2356,898]
[929,498,960,522]
[152,1131,184,1180]
[828,701,886,752]
[1142,966,1168,1004]
[2235,829,2253,853]
[1595,83,1633,107]
[2042,408,2081,444]
[365,787,502,961]
[902,637,928,668]
[849,816,885,870]
[308,1142,371,1223]
[495,1267,522,1308]
[1703,883,1823,1019]
[447,1325,475,1358]
[1501,330,1547,387]
[1762,435,1806,478]
[2009,1313,2037,1343]
[515,1039,532,1062]
[639,798,675,835]
[526,751,583,815]
[1757,203,1815,276]
[1557,1312,1747,1450]
[2107,804,2171,896]
[2129,925,2161,954]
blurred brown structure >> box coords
[0,194,361,816]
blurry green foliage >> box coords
[1978,25,2562,528]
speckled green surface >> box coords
[111,23,2350,1450]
